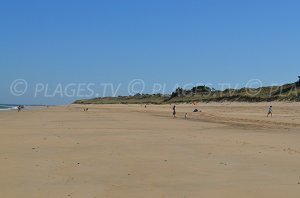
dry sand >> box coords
[0,102,300,198]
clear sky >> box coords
[1,0,299,105]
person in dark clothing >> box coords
[172,105,176,118]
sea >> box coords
[0,104,18,111]
[0,104,48,111]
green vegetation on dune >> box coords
[74,94,168,104]
[74,82,300,104]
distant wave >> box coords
[0,104,18,111]
[0,104,50,111]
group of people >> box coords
[17,105,24,112]
[171,104,274,118]
[172,105,189,119]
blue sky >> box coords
[0,0,299,105]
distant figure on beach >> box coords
[172,105,176,118]
[145,104,147,109]
[17,106,21,112]
[185,113,188,119]
[267,106,273,117]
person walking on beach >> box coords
[17,105,21,112]
[172,105,176,118]
[267,106,273,117]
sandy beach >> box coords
[1,103,300,198]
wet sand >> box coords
[0,103,300,197]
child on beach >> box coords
[267,106,273,117]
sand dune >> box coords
[0,103,300,197]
